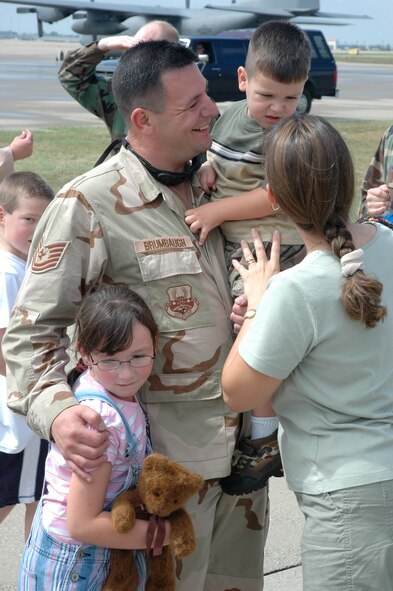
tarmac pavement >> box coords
[0,38,392,131]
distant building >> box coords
[327,38,337,51]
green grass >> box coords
[329,119,391,217]
[1,119,391,217]
[0,127,109,192]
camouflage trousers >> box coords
[176,479,269,590]
[225,240,306,298]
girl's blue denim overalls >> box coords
[18,390,147,591]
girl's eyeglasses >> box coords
[90,355,155,371]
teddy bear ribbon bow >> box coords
[146,514,166,556]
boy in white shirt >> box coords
[0,171,53,539]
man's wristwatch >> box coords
[243,309,257,319]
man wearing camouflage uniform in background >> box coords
[4,41,268,590]
[358,123,393,218]
[58,21,179,141]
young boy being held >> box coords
[0,171,54,539]
[185,21,311,497]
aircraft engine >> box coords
[71,11,127,35]
[120,16,150,35]
[36,6,73,23]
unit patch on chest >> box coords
[165,285,199,320]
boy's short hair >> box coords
[0,171,54,213]
[245,21,311,82]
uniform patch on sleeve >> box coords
[31,240,70,274]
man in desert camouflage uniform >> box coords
[358,123,393,217]
[58,21,179,141]
[4,41,268,591]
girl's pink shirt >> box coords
[41,371,148,544]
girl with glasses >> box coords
[19,285,170,590]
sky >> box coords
[0,0,391,45]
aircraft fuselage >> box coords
[71,10,276,37]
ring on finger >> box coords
[246,258,255,267]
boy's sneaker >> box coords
[220,430,283,496]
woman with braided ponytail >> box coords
[222,114,393,590]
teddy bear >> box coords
[103,452,204,591]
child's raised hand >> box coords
[233,229,281,310]
[366,184,390,216]
[10,129,33,161]
[185,201,222,246]
[197,162,217,194]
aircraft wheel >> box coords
[296,87,312,114]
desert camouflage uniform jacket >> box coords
[58,42,126,141]
[359,124,393,217]
[3,147,239,479]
